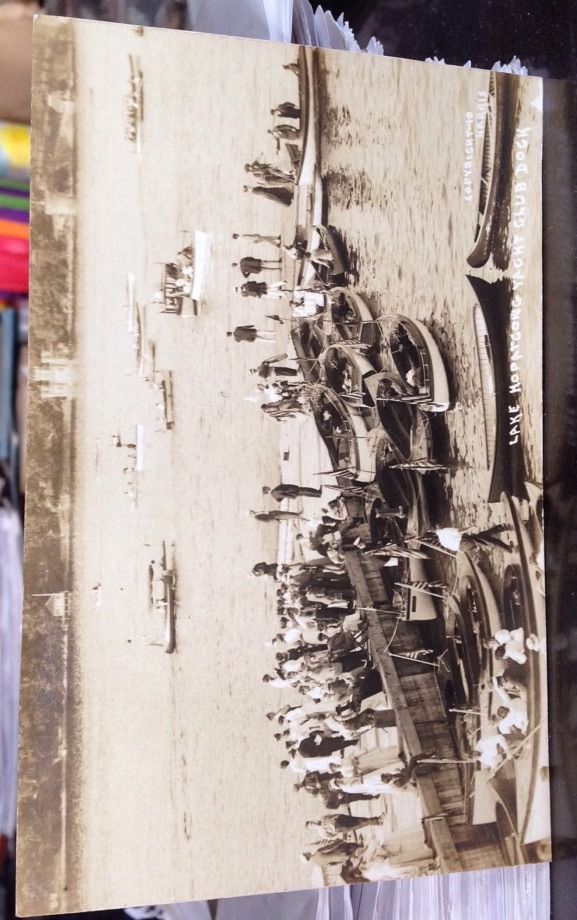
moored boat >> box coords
[374,437,429,536]
[468,274,526,503]
[290,46,326,286]
[291,319,328,382]
[370,371,434,463]
[466,72,520,269]
[330,287,379,347]
[321,342,377,405]
[502,494,549,852]
[310,386,376,483]
[394,553,440,622]
[295,45,320,188]
[379,314,450,412]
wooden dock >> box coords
[343,548,506,874]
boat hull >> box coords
[466,72,521,270]
[379,314,450,412]
[468,274,527,503]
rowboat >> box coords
[466,72,520,269]
[295,45,320,188]
[290,46,326,287]
[468,274,526,503]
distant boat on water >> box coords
[154,370,174,431]
[125,273,147,375]
[125,272,136,332]
[159,231,212,316]
[125,55,144,151]
[149,541,177,654]
[135,424,145,472]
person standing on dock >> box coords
[301,840,363,870]
[244,162,295,183]
[298,732,357,758]
[252,354,298,378]
[227,325,276,343]
[232,232,282,247]
[269,124,301,141]
[236,281,288,299]
[263,483,323,500]
[306,815,383,839]
[271,102,300,119]
[246,184,294,207]
[378,751,439,788]
[283,60,300,76]
[236,281,268,298]
[252,561,278,578]
[234,256,282,278]
[250,510,304,522]
[244,170,294,188]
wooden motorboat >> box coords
[321,342,377,406]
[310,386,376,483]
[330,287,379,347]
[379,314,450,413]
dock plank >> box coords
[343,549,463,873]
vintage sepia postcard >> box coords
[17,15,549,915]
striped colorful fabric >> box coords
[0,193,28,213]
[0,220,28,240]
[0,236,28,293]
[0,207,27,225]
[0,183,28,199]
[0,177,28,192]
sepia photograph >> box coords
[17,16,548,915]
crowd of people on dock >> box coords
[252,482,439,881]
